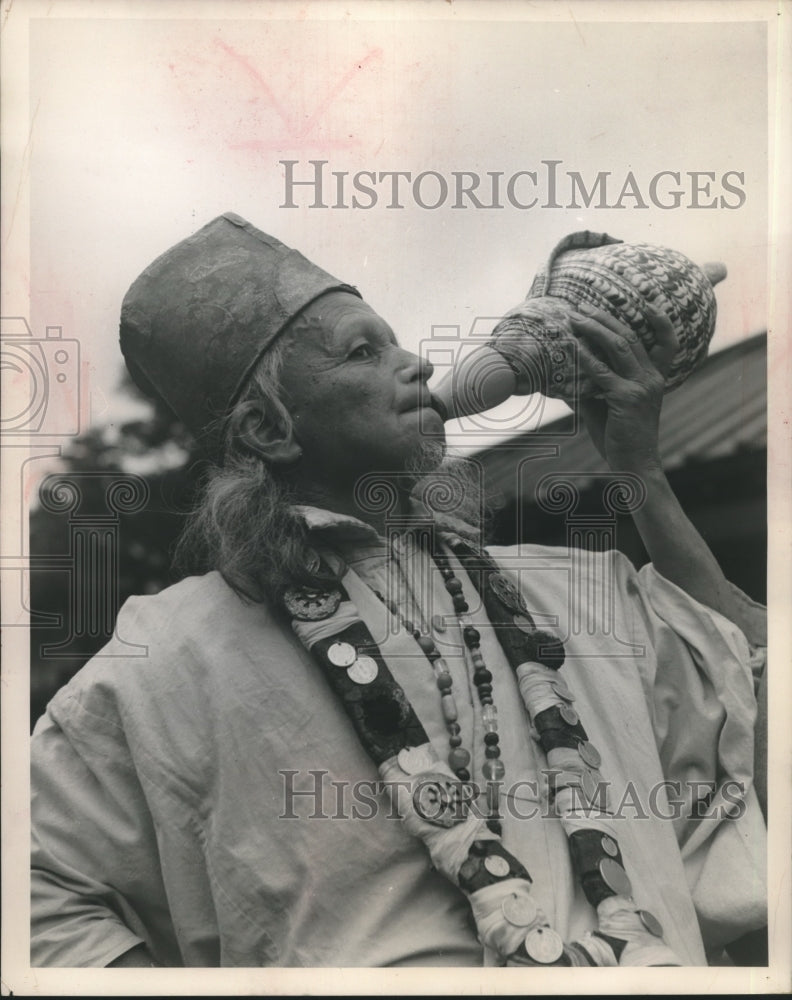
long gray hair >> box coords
[175,338,485,604]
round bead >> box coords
[445,578,463,595]
[456,767,471,782]
[480,695,493,706]
[482,759,506,781]
[485,746,501,759]
[426,649,442,662]
[449,735,463,748]
[453,597,469,613]
[463,626,481,646]
[448,747,471,770]
[403,620,415,634]
[477,685,493,697]
[417,635,435,654]
[473,668,493,685]
[484,732,500,745]
[447,722,461,737]
[436,672,453,691]
[441,694,458,723]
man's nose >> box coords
[397,347,434,382]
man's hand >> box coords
[569,303,678,473]
[566,302,755,635]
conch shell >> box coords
[432,231,726,420]
[492,230,726,402]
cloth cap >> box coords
[119,212,360,453]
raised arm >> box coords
[569,303,751,634]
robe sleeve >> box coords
[627,560,768,950]
[31,689,162,967]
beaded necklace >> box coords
[374,568,503,834]
[282,527,681,967]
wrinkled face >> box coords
[278,292,445,491]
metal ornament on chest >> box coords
[283,585,343,621]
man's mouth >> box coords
[402,394,436,413]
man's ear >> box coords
[232,400,302,466]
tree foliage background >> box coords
[29,377,206,729]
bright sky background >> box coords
[20,7,769,451]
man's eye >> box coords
[348,343,374,360]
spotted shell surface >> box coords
[492,231,720,398]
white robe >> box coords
[30,508,767,967]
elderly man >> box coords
[30,213,766,968]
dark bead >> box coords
[436,673,453,692]
[453,597,469,613]
[417,635,435,654]
[404,620,415,634]
[445,578,463,595]
[477,685,493,697]
[448,747,471,770]
[456,767,471,782]
[449,735,463,748]
[426,648,442,662]
[473,668,493,685]
[448,722,461,736]
[463,626,481,645]
[480,695,493,706]
[484,732,500,746]
[485,746,501,759]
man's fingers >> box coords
[574,303,634,339]
[570,303,679,382]
[644,305,679,377]
[573,334,624,392]
[570,311,645,379]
